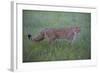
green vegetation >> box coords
[23,10,91,62]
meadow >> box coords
[23,10,91,62]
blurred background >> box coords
[23,10,91,62]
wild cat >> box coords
[28,27,80,44]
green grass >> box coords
[23,10,91,62]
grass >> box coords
[23,10,91,62]
[23,39,91,62]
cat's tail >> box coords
[28,32,44,42]
[28,34,32,40]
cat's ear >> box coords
[76,26,80,29]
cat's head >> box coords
[74,26,80,33]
